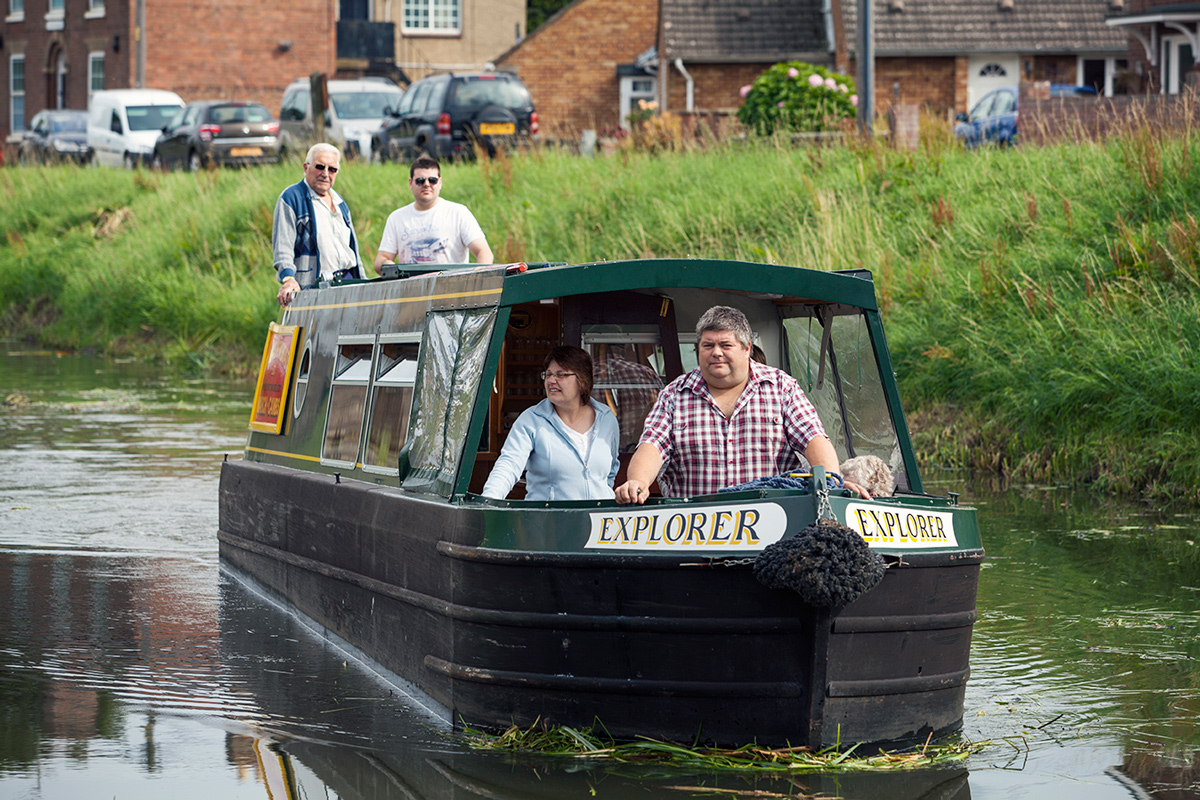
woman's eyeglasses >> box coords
[413,176,440,186]
[541,371,576,381]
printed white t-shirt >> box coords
[378,199,487,264]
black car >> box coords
[152,100,281,171]
[373,71,538,161]
[18,109,90,164]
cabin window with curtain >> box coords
[782,308,908,490]
[322,337,373,466]
[362,337,420,474]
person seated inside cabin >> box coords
[482,346,621,501]
[592,343,664,452]
[613,305,873,504]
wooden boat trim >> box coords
[219,529,808,633]
[831,610,979,633]
[827,668,971,698]
[423,656,806,698]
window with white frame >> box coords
[7,0,24,22]
[10,55,25,132]
[88,52,104,97]
[619,76,657,131]
[49,0,63,10]
[86,0,105,17]
[402,0,460,33]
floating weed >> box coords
[461,719,987,772]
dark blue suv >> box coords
[373,71,538,162]
[955,84,1098,148]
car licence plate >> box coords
[230,147,263,156]
[479,123,515,136]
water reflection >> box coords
[3,346,1200,798]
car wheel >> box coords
[152,151,165,171]
[188,151,202,172]
[123,152,137,169]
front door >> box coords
[966,54,1019,111]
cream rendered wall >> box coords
[387,0,526,81]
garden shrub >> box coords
[737,62,857,134]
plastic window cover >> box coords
[782,311,906,484]
[403,307,496,495]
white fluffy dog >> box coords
[839,454,895,497]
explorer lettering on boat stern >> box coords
[845,503,959,548]
[585,503,788,550]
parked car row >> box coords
[14,71,540,169]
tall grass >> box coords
[2,125,1198,501]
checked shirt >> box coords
[639,362,827,497]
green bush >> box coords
[737,62,856,134]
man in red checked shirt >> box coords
[614,306,870,504]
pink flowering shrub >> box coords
[737,61,857,134]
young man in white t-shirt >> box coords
[374,156,494,267]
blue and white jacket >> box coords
[482,398,620,501]
[272,179,364,289]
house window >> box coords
[362,337,421,474]
[54,50,66,109]
[10,55,24,132]
[86,0,105,18]
[322,337,374,466]
[619,76,657,131]
[7,0,24,22]
[402,0,460,34]
[45,0,63,29]
[977,63,1007,77]
[88,52,104,97]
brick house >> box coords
[836,0,1130,117]
[1,0,335,138]
[1104,0,1200,94]
[496,0,835,139]
[658,0,835,119]
[493,0,660,138]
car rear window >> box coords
[207,104,273,123]
[330,91,403,120]
[126,105,183,131]
[51,115,86,133]
[447,77,531,112]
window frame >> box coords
[88,51,104,98]
[361,333,422,477]
[320,334,376,469]
[401,0,461,35]
[10,55,25,133]
[6,0,24,23]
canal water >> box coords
[2,344,1198,799]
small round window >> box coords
[293,343,312,417]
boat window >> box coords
[322,340,373,467]
[292,343,312,418]
[362,338,420,475]
[582,325,667,452]
[404,308,497,495]
[783,310,907,489]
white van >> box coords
[278,77,403,160]
[88,89,184,168]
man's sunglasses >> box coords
[311,163,339,173]
[413,176,440,186]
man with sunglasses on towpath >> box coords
[374,155,493,269]
[273,143,366,307]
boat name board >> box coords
[586,503,787,550]
[844,503,958,548]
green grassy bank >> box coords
[3,132,1198,502]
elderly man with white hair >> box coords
[272,143,366,307]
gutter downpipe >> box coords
[674,58,694,111]
[135,0,146,88]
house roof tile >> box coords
[661,0,831,61]
[840,0,1128,57]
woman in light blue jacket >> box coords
[482,346,620,501]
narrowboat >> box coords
[218,258,983,747]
